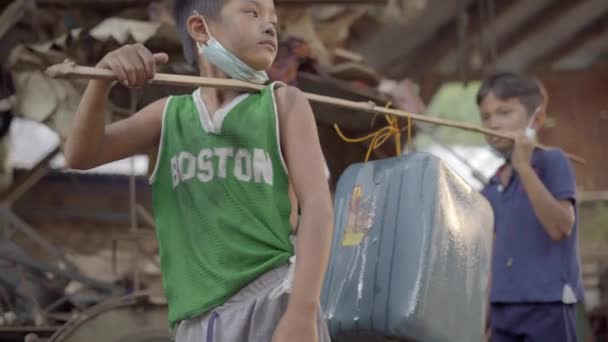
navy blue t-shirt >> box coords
[482,148,584,303]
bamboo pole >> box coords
[45,63,586,165]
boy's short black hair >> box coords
[476,72,543,116]
[174,0,225,66]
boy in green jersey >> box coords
[64,0,334,341]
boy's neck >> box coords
[199,86,241,112]
[198,60,244,115]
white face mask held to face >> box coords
[195,15,269,85]
[499,107,541,162]
[525,107,541,140]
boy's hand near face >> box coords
[97,43,169,88]
[511,131,535,172]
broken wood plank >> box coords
[553,31,608,70]
[356,0,475,72]
[0,0,385,4]
[333,48,364,63]
[323,62,381,86]
[495,0,608,70]
[0,0,29,40]
[296,71,387,131]
[438,0,554,74]
[0,145,60,205]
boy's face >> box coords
[209,0,278,71]
[479,92,530,154]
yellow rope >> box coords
[334,102,413,162]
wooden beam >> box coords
[535,14,608,68]
[354,0,475,72]
[402,64,608,86]
[495,0,608,71]
[386,17,465,79]
[276,0,385,3]
[0,145,60,206]
[0,207,74,269]
[0,0,152,3]
[553,31,608,70]
[0,0,29,40]
[438,0,554,74]
[0,0,385,4]
[387,1,514,79]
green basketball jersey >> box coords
[150,83,293,328]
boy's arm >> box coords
[273,86,333,341]
[65,44,168,170]
[511,132,576,241]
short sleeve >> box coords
[538,149,576,203]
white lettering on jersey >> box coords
[171,155,180,188]
[214,147,234,179]
[178,152,196,182]
[253,148,273,185]
[197,148,214,182]
[170,147,275,187]
[234,148,252,182]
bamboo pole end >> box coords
[45,60,78,78]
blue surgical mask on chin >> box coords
[197,37,269,85]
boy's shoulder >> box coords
[533,147,576,197]
[534,147,571,170]
[167,93,192,103]
[161,93,195,112]
[273,83,302,100]
[272,84,308,115]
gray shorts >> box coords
[174,264,331,342]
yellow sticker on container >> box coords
[341,185,376,246]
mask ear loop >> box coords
[525,106,540,139]
[528,77,548,140]
[192,10,212,50]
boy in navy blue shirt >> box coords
[478,73,583,341]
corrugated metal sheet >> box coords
[10,118,149,176]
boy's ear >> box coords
[532,106,546,131]
[187,14,211,45]
[533,77,548,130]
